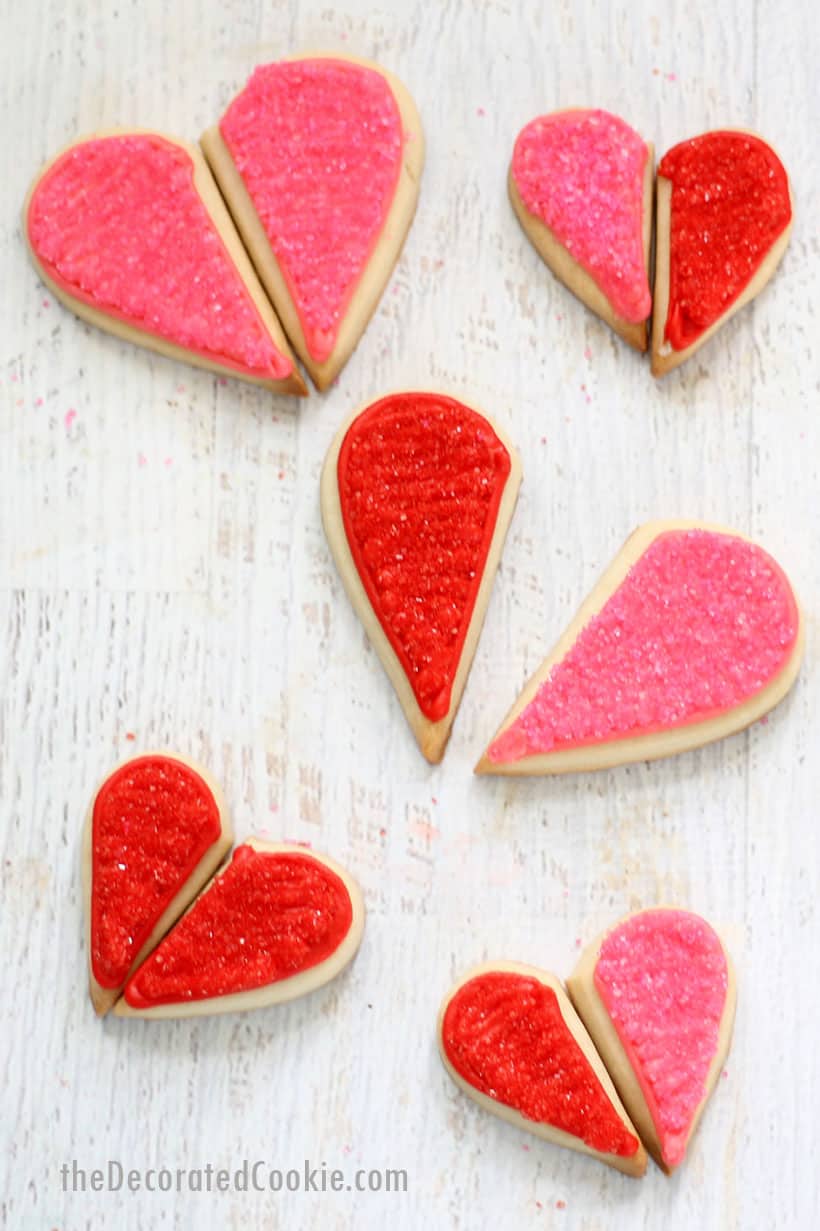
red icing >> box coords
[124,846,353,1007]
[27,134,292,379]
[220,58,403,363]
[594,911,729,1167]
[659,131,791,349]
[442,972,639,1157]
[90,755,222,989]
[337,393,512,721]
[489,529,799,763]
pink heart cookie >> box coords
[568,909,736,1172]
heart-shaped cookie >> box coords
[115,840,364,1018]
[438,962,646,1176]
[651,130,793,376]
[25,131,304,393]
[83,752,233,1015]
[202,54,424,390]
[509,108,653,350]
[321,391,521,763]
[567,909,736,1172]
[478,520,803,775]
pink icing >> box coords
[27,134,292,380]
[489,529,798,763]
[511,109,651,322]
[593,910,729,1167]
[219,58,403,363]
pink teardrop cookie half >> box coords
[438,963,647,1176]
[651,130,792,376]
[115,841,365,1019]
[568,909,736,1172]
[202,54,425,390]
[477,520,803,775]
[25,131,304,394]
[509,108,653,350]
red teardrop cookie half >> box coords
[438,963,647,1176]
[321,391,522,763]
[568,909,736,1172]
[83,752,233,1015]
[25,131,304,393]
[478,520,803,775]
[509,108,653,350]
[116,841,365,1019]
[651,130,792,375]
[202,54,424,389]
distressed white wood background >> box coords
[1,1,818,1228]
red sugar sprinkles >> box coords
[27,134,292,379]
[512,109,651,322]
[489,529,798,763]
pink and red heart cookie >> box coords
[202,54,425,390]
[25,131,304,394]
[567,909,736,1172]
[84,753,363,1017]
[478,520,803,775]
[651,130,793,375]
[509,108,653,350]
[321,391,521,763]
[438,962,647,1176]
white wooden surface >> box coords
[2,2,818,1228]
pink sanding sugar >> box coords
[489,529,798,763]
[219,58,403,363]
[511,109,651,322]
[593,910,729,1167]
[27,134,292,380]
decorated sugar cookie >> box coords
[202,55,424,390]
[438,963,647,1176]
[321,391,521,763]
[115,841,364,1019]
[25,131,304,393]
[82,752,233,1015]
[478,521,803,775]
[651,130,792,376]
[567,909,736,1172]
[509,108,653,350]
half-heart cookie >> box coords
[509,108,653,350]
[82,752,233,1015]
[567,909,736,1173]
[438,962,647,1176]
[477,521,803,775]
[115,840,364,1019]
[202,54,424,390]
[651,130,792,376]
[25,131,304,393]
[321,391,521,763]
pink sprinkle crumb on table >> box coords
[137,453,147,467]
[477,106,486,116]
[125,732,136,741]
[64,409,77,430]
[556,1200,567,1210]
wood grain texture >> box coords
[1,1,818,1229]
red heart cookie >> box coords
[509,108,653,350]
[115,841,364,1018]
[321,391,521,763]
[568,910,736,1172]
[651,130,792,375]
[478,520,803,775]
[26,131,304,393]
[83,752,232,1015]
[203,55,424,389]
[438,963,646,1176]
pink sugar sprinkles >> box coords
[594,910,729,1167]
[489,529,798,763]
[27,134,292,379]
[512,109,651,322]
[220,58,403,363]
